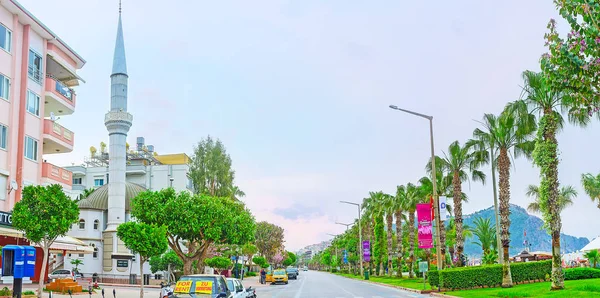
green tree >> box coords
[581,173,600,209]
[149,250,184,281]
[393,185,408,277]
[433,140,487,266]
[117,222,168,298]
[130,188,256,274]
[282,252,297,267]
[242,243,258,267]
[446,218,473,263]
[585,250,600,268]
[70,259,83,271]
[404,183,422,278]
[205,257,233,274]
[471,217,497,256]
[380,193,396,276]
[252,256,267,268]
[526,184,577,214]
[76,188,95,202]
[254,222,285,263]
[540,2,600,116]
[189,136,237,197]
[13,185,79,298]
[509,70,590,289]
[473,110,535,287]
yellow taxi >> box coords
[271,269,288,284]
[265,270,273,283]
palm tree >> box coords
[76,188,96,202]
[230,185,246,201]
[581,173,600,209]
[473,111,535,287]
[526,185,576,214]
[381,193,396,276]
[405,183,421,278]
[446,218,473,263]
[508,70,591,290]
[369,191,387,276]
[431,141,487,266]
[394,185,407,278]
[585,250,600,268]
[471,217,497,256]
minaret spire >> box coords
[119,0,122,15]
[112,0,127,76]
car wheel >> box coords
[285,281,288,284]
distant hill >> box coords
[462,204,589,258]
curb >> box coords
[332,273,433,295]
[429,293,460,298]
[97,283,160,289]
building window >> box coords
[94,179,104,187]
[26,90,40,116]
[106,173,109,184]
[0,124,6,150]
[0,74,8,100]
[93,248,98,259]
[78,254,84,258]
[24,136,38,161]
[28,50,43,84]
[73,178,82,185]
[93,220,99,230]
[0,24,11,53]
[0,175,6,201]
[78,219,85,230]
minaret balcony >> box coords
[44,76,76,117]
[42,119,74,154]
[41,162,73,187]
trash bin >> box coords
[143,274,150,285]
[364,270,369,280]
[129,274,137,285]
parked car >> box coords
[48,269,77,280]
[226,278,255,298]
[271,269,288,285]
[170,274,232,298]
[285,268,298,280]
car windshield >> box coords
[176,276,217,295]
[274,270,286,276]
[226,280,234,291]
[286,268,295,272]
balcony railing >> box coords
[45,76,75,102]
[42,162,73,186]
[43,119,74,148]
[28,65,43,84]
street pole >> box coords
[340,201,364,277]
[389,105,442,271]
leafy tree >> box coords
[76,188,96,202]
[242,243,258,267]
[393,185,407,278]
[70,259,83,271]
[446,217,473,264]
[581,173,600,209]
[585,250,600,268]
[13,185,79,298]
[471,217,497,256]
[254,222,285,263]
[130,188,256,274]
[252,257,267,268]
[482,249,499,265]
[404,183,421,278]
[189,136,237,197]
[541,1,600,116]
[230,186,246,201]
[526,184,576,214]
[117,222,168,298]
[473,110,535,287]
[282,251,297,267]
[273,252,285,267]
[149,250,183,281]
[509,70,591,290]
[433,140,487,266]
[205,256,232,274]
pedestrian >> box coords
[260,268,266,284]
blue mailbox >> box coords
[24,246,36,278]
[2,245,35,279]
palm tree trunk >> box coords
[541,113,564,289]
[439,218,447,269]
[452,171,465,267]
[386,213,394,276]
[490,147,504,264]
[395,210,403,278]
[408,211,416,278]
[498,148,513,287]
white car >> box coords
[48,269,77,280]
[225,278,255,298]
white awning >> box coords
[0,226,24,238]
[581,237,600,252]
[0,227,93,253]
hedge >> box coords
[433,260,551,290]
[564,267,600,280]
[428,270,439,288]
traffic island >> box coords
[46,278,82,293]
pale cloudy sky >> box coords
[25,0,600,251]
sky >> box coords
[24,0,600,251]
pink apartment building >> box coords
[0,0,85,282]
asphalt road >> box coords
[254,271,427,298]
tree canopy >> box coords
[254,221,285,263]
[189,136,237,197]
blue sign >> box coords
[343,250,348,264]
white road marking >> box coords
[293,275,307,298]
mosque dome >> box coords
[77,182,147,212]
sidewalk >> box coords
[238,275,269,289]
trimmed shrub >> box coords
[437,260,551,290]
[428,270,439,288]
[245,271,257,277]
[564,267,600,280]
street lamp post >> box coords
[389,105,442,271]
[340,201,363,276]
[335,222,353,231]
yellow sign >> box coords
[195,281,213,294]
[174,281,192,293]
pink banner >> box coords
[417,203,433,249]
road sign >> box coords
[418,261,428,273]
[363,241,371,262]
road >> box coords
[254,271,427,298]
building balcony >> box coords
[126,165,146,175]
[44,76,76,117]
[43,119,74,154]
[42,162,72,187]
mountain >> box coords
[296,239,332,256]
[462,204,589,258]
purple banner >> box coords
[362,240,371,262]
[417,203,433,249]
